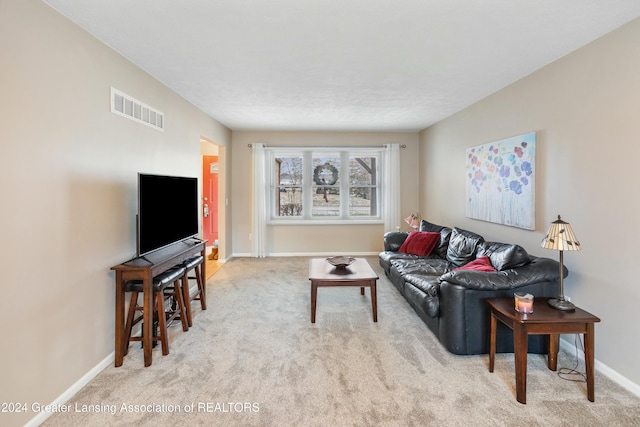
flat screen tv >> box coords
[137,173,199,256]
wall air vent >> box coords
[110,87,164,131]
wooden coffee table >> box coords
[308,258,379,323]
[487,297,600,404]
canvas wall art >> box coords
[465,132,536,230]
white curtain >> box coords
[383,144,401,232]
[251,143,267,257]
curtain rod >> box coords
[247,144,406,148]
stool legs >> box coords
[193,267,206,310]
[181,275,194,328]
[170,279,189,332]
[123,292,139,357]
[123,280,189,358]
[181,261,206,327]
[156,292,169,355]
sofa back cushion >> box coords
[419,220,452,259]
[446,227,485,267]
[398,231,441,256]
[477,241,531,271]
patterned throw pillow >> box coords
[398,231,441,256]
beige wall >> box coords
[420,18,640,389]
[0,1,230,425]
[231,131,420,255]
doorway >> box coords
[202,155,219,245]
[200,138,224,274]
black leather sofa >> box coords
[379,220,565,355]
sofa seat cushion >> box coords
[446,227,485,267]
[405,274,441,297]
[379,251,423,271]
[390,258,449,277]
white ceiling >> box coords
[43,0,640,132]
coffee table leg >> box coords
[311,282,317,323]
[371,281,377,322]
[514,323,528,404]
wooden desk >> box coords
[308,258,379,323]
[111,240,206,367]
[487,297,600,404]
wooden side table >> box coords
[487,297,600,404]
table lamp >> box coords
[404,213,420,231]
[541,215,581,311]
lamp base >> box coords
[547,297,576,311]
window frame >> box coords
[267,147,384,225]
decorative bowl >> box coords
[326,256,356,269]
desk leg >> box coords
[311,282,317,323]
[114,271,125,367]
[142,271,153,367]
[489,311,496,373]
[514,323,528,404]
[585,323,596,402]
[371,281,377,322]
[548,333,559,371]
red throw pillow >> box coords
[453,256,496,272]
[398,231,440,256]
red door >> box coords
[202,155,218,245]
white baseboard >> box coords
[559,336,640,398]
[24,352,114,427]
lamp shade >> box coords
[541,215,581,251]
[404,213,420,229]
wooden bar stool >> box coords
[181,255,206,327]
[123,266,188,357]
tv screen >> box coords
[137,173,199,256]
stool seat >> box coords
[184,256,203,270]
[122,266,188,359]
[125,266,186,293]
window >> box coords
[270,148,382,223]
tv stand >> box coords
[111,239,206,367]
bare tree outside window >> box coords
[275,156,303,216]
[349,156,377,216]
[270,149,381,221]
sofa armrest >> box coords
[383,231,410,252]
[438,257,567,290]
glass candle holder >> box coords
[514,293,534,313]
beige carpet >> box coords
[43,257,640,426]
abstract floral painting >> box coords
[465,132,536,230]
